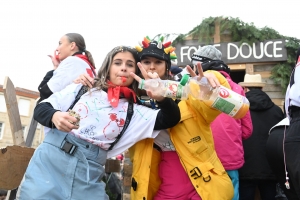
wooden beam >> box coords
[3,77,25,146]
[254,71,272,78]
[228,64,246,71]
[25,98,39,147]
[246,64,254,74]
[214,21,220,44]
[272,98,285,106]
[25,117,38,147]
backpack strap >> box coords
[68,85,89,110]
[108,102,134,150]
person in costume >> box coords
[75,37,237,199]
[38,33,96,102]
[191,45,253,200]
[128,36,235,200]
[16,46,180,200]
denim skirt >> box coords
[16,129,109,200]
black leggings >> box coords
[283,107,300,199]
[266,125,298,200]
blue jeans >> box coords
[239,179,277,200]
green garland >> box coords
[172,16,300,94]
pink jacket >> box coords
[211,71,253,170]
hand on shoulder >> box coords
[73,73,94,88]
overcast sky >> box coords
[0,0,298,92]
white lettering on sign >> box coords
[228,41,283,60]
[228,43,239,59]
[274,41,283,58]
[180,46,201,62]
[176,40,286,65]
[180,46,189,62]
[187,46,198,61]
[264,41,273,57]
[253,42,263,59]
[240,43,252,58]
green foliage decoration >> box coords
[171,34,186,46]
[172,16,300,94]
[270,64,292,94]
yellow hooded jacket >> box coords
[129,71,234,200]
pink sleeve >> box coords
[241,110,253,140]
[230,81,253,139]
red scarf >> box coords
[107,81,136,107]
[75,54,96,77]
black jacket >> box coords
[239,89,284,180]
[37,70,54,103]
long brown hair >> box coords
[93,46,140,92]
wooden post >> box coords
[3,77,25,147]
[246,64,254,74]
[1,76,35,199]
[25,98,39,147]
[214,21,220,44]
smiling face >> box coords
[109,51,136,86]
[56,35,78,61]
[141,56,167,79]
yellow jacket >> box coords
[129,71,234,200]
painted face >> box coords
[109,51,136,86]
[140,57,166,78]
[56,35,76,61]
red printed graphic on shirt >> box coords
[103,113,125,140]
[74,103,88,119]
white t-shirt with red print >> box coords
[42,83,160,158]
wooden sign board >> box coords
[174,39,287,66]
[0,146,34,190]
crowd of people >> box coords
[9,32,300,200]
